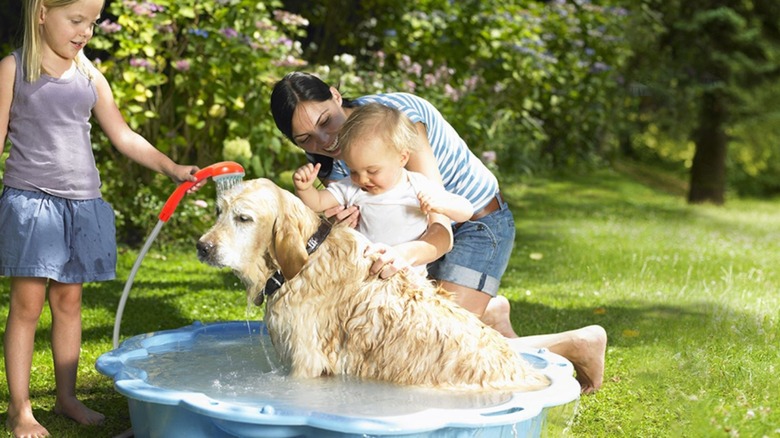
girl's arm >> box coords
[90,68,197,184]
[0,55,15,149]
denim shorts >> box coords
[427,196,515,297]
[0,187,117,283]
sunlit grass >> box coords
[1,165,778,437]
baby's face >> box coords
[343,136,405,195]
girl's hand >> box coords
[363,242,412,279]
[293,163,321,191]
[169,165,208,193]
[167,164,199,184]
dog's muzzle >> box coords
[196,240,216,264]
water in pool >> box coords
[126,327,516,418]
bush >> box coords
[89,0,310,244]
[300,1,634,176]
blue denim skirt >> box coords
[0,187,117,283]
[427,196,515,297]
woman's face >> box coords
[290,87,349,158]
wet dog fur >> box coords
[197,178,549,391]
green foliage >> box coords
[623,0,780,198]
[302,1,635,175]
[89,0,309,243]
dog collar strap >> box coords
[305,218,333,255]
[263,219,332,297]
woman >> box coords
[270,72,606,393]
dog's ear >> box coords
[272,219,309,280]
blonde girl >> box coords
[0,0,199,436]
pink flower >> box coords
[98,20,122,34]
[173,60,191,72]
[129,58,152,70]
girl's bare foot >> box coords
[6,400,50,438]
[53,397,104,426]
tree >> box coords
[631,1,780,204]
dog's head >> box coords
[196,178,320,305]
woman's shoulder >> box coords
[359,92,427,105]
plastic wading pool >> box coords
[97,321,580,438]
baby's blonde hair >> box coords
[339,103,420,158]
[22,0,100,82]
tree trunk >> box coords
[688,91,727,205]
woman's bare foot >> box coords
[507,324,607,394]
[6,400,50,438]
[481,295,519,338]
[565,325,607,394]
[53,397,104,426]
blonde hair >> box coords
[339,103,419,158]
[22,0,99,82]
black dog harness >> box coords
[262,218,332,297]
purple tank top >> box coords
[3,50,102,199]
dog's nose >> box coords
[196,240,213,260]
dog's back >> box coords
[199,178,549,392]
[265,224,549,392]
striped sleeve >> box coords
[351,93,499,213]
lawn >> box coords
[1,164,779,437]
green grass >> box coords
[1,165,779,437]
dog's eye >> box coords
[215,206,222,217]
[236,214,252,223]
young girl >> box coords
[0,0,200,436]
[293,103,473,274]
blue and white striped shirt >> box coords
[328,93,498,214]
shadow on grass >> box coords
[507,296,720,349]
[83,269,243,340]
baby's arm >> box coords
[418,188,473,223]
[293,163,340,212]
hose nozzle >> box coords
[158,161,245,222]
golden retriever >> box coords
[197,178,549,391]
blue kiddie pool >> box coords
[97,321,580,437]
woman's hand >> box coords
[324,204,360,228]
[364,243,412,279]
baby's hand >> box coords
[293,163,321,191]
[417,189,445,215]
